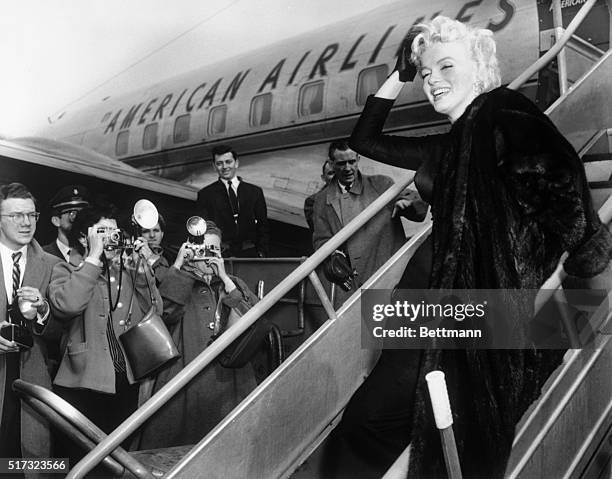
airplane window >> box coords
[250,93,272,127]
[299,81,324,116]
[356,65,389,106]
[116,130,129,156]
[143,123,158,150]
[174,114,190,143]
[208,105,227,135]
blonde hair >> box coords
[410,16,501,94]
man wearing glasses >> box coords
[312,140,427,306]
[0,183,60,468]
[43,185,90,263]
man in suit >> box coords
[197,145,270,257]
[0,183,60,470]
[312,140,426,306]
[304,160,335,231]
[43,185,90,262]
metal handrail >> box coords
[508,0,598,91]
[67,174,415,478]
[12,379,154,479]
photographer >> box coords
[135,214,170,284]
[135,220,258,449]
[48,205,162,463]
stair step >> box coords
[585,159,612,182]
[129,446,192,477]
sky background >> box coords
[0,0,399,138]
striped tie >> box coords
[11,251,22,302]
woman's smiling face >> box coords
[419,40,478,123]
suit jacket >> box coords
[43,240,64,261]
[0,240,60,468]
[312,173,406,292]
[197,178,269,257]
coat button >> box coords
[119,320,126,326]
[117,302,123,308]
[200,288,207,294]
[204,306,210,311]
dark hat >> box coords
[49,185,90,214]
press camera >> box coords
[97,227,131,251]
[183,216,220,262]
[96,200,159,252]
[1,303,34,349]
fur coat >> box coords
[350,88,612,478]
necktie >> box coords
[227,182,240,221]
[11,252,22,302]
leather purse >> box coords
[324,249,357,292]
[119,306,180,380]
[210,291,269,369]
[118,259,180,380]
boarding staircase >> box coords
[13,1,612,477]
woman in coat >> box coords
[135,220,258,449]
[49,205,162,465]
[341,16,612,478]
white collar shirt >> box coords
[0,242,28,300]
[56,239,71,263]
[338,180,352,194]
[224,176,240,195]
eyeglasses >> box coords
[1,212,40,224]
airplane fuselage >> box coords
[41,0,542,226]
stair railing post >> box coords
[425,371,462,479]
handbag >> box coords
[118,258,180,380]
[324,249,357,292]
[210,289,269,369]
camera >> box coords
[184,243,219,262]
[183,216,220,262]
[97,227,133,251]
[0,324,33,349]
[2,304,33,349]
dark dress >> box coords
[342,88,612,478]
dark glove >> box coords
[393,33,418,82]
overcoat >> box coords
[0,240,59,473]
[49,255,162,393]
[311,173,407,291]
[135,267,257,449]
[349,88,612,478]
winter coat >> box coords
[135,267,258,449]
[349,88,612,478]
